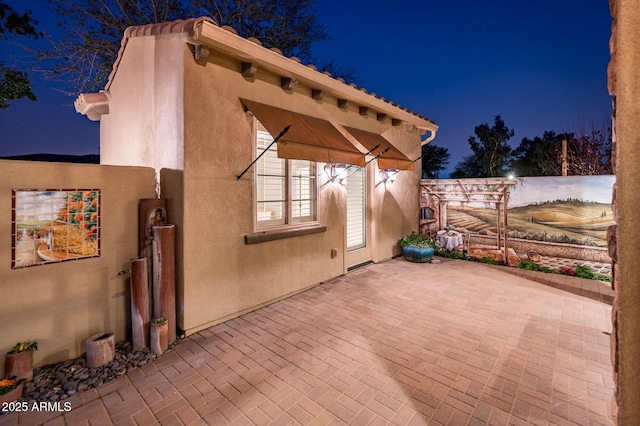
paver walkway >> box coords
[1,258,613,425]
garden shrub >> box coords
[436,251,610,282]
[478,256,501,265]
[518,260,554,273]
[575,265,597,279]
[435,250,466,260]
[575,265,612,282]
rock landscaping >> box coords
[17,339,180,404]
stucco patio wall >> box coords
[0,160,156,377]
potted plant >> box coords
[5,341,37,381]
[398,232,439,263]
[0,378,25,404]
[150,315,168,355]
[151,315,168,327]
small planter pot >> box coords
[5,351,34,381]
[401,245,435,263]
[0,383,23,404]
[150,322,169,355]
[86,332,115,368]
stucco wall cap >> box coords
[106,17,217,91]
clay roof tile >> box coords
[220,25,238,35]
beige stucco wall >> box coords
[374,126,422,261]
[100,34,187,174]
[173,45,423,333]
[611,0,640,423]
[0,160,156,377]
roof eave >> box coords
[194,20,438,134]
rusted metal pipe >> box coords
[130,257,150,351]
[152,225,176,343]
[150,322,169,355]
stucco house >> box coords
[75,17,439,336]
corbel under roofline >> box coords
[75,91,110,121]
[193,20,439,136]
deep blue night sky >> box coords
[0,1,612,176]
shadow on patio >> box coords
[3,258,613,425]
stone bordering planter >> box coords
[470,235,611,263]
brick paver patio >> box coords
[1,258,613,425]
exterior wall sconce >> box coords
[379,169,399,184]
[324,163,349,182]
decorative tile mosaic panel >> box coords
[12,190,100,268]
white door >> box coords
[345,167,370,270]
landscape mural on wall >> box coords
[447,176,615,247]
[12,189,100,268]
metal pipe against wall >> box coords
[139,199,167,256]
[139,199,167,317]
[152,225,176,343]
[130,257,150,351]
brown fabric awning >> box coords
[343,126,415,171]
[241,99,365,166]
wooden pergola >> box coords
[420,178,518,260]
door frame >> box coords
[344,165,373,272]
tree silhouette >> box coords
[467,115,514,177]
[35,0,334,93]
[421,143,450,179]
[0,2,39,109]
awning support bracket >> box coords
[340,144,381,180]
[236,124,291,180]
[342,146,392,181]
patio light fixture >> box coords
[379,168,399,184]
[324,163,349,182]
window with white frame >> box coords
[256,123,317,229]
